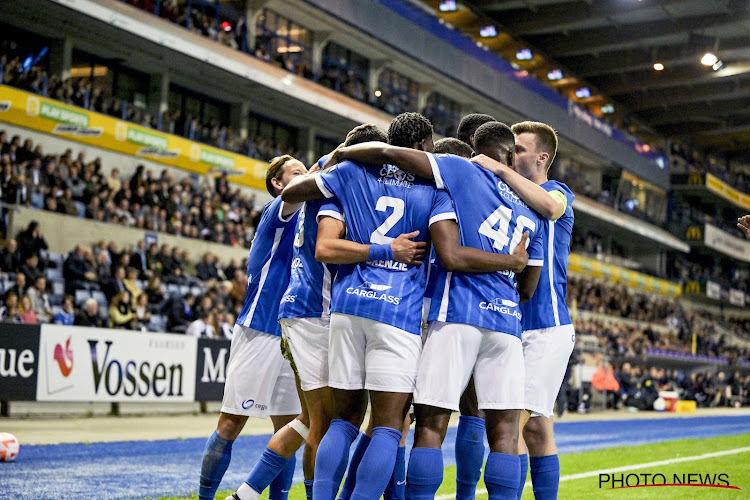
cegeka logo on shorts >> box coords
[242,398,267,411]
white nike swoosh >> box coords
[397,480,406,485]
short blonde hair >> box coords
[265,154,294,196]
[511,121,558,171]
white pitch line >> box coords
[435,445,750,499]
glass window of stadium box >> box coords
[70,50,149,122]
[246,112,299,161]
[615,171,667,225]
[255,9,313,78]
[0,23,51,94]
[168,84,230,147]
[320,42,369,102]
[422,92,461,137]
[374,69,418,116]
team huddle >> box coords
[197,112,575,500]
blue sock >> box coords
[243,447,289,497]
[384,445,406,500]
[314,419,360,500]
[304,479,314,500]
[199,430,234,500]
[305,479,312,500]
[405,447,443,500]
[350,427,402,500]
[269,453,296,500]
[455,416,486,500]
[516,454,528,500]
[484,453,520,500]
[338,433,371,500]
[530,455,559,500]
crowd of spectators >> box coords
[0,221,247,338]
[1,48,305,163]
[670,141,749,195]
[0,131,268,247]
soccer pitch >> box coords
[161,433,750,500]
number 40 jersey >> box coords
[316,161,455,335]
[426,153,545,338]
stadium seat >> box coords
[49,294,63,307]
[74,289,91,306]
[51,280,65,296]
[45,268,63,282]
[91,290,106,303]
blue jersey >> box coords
[317,161,455,335]
[426,153,545,337]
[236,196,299,336]
[278,198,342,320]
[520,181,574,331]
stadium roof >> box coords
[439,0,750,160]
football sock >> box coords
[269,453,296,500]
[384,445,406,500]
[455,416,486,500]
[484,453,520,500]
[530,455,560,500]
[337,432,371,500]
[314,419,360,500]
[516,453,528,500]
[350,427,402,500]
[405,447,443,500]
[304,480,314,500]
[199,430,234,500]
[236,448,289,500]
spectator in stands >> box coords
[218,312,234,339]
[19,254,43,286]
[103,266,127,301]
[53,296,75,325]
[0,238,19,273]
[110,290,135,329]
[123,267,142,305]
[166,292,194,333]
[145,275,166,311]
[0,291,20,323]
[26,276,52,323]
[16,221,48,262]
[63,244,98,293]
[107,168,122,194]
[134,292,151,331]
[131,239,148,278]
[18,295,37,324]
[196,252,222,283]
[75,298,104,328]
[186,309,216,337]
[5,273,26,302]
[739,215,750,239]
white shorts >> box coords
[522,324,576,418]
[414,321,525,411]
[328,313,422,393]
[221,324,301,418]
[280,317,330,392]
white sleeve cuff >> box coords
[315,174,334,198]
[527,259,544,267]
[278,200,298,222]
[429,212,457,226]
[426,153,444,189]
[317,210,344,223]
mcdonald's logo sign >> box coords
[686,226,702,240]
[684,281,701,294]
[688,174,704,185]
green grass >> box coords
[155,434,750,500]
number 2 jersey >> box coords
[316,161,455,335]
[520,180,575,331]
[426,153,545,338]
[236,196,299,336]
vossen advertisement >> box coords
[36,325,197,402]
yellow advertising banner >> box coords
[705,173,750,211]
[0,85,269,191]
[568,253,682,298]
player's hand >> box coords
[738,215,750,240]
[471,154,508,178]
[390,230,427,266]
[345,123,376,142]
[321,146,346,171]
[511,231,530,272]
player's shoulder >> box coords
[543,179,574,197]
